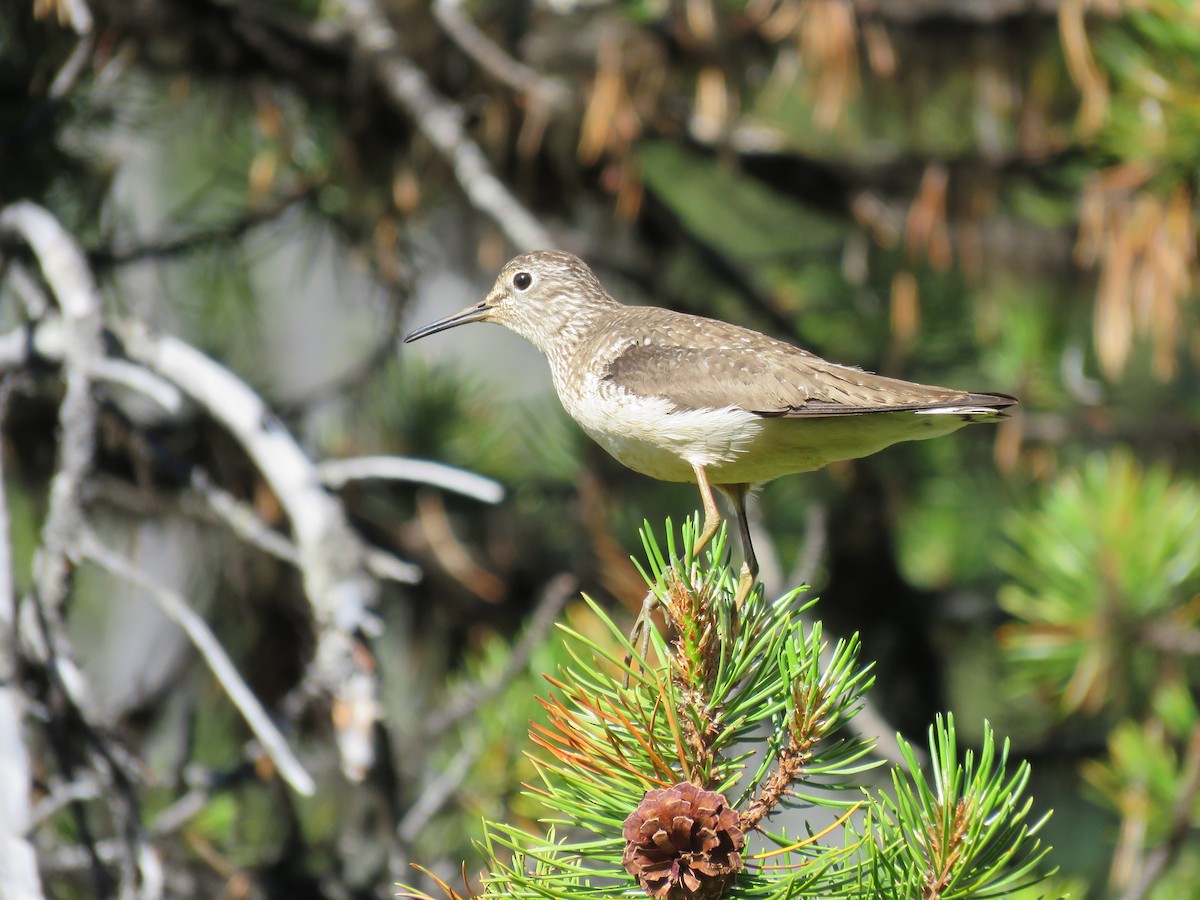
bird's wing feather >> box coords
[600,330,1015,418]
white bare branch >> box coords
[0,375,43,900]
[0,203,103,623]
[111,321,385,779]
[1,202,410,785]
[190,469,421,585]
[318,456,504,504]
[79,530,317,797]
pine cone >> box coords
[621,781,745,899]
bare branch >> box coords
[0,203,103,623]
[78,530,317,797]
[1,202,393,782]
[0,692,45,900]
[426,573,575,737]
[0,211,112,832]
[87,188,312,270]
[319,456,504,504]
[0,318,182,418]
[432,0,570,110]
[6,260,51,319]
[189,469,421,584]
[110,321,385,780]
[31,778,103,829]
[0,374,44,899]
[1122,722,1200,900]
[48,32,95,99]
[396,739,481,845]
[90,359,185,417]
[338,0,554,252]
[363,547,423,584]
[0,379,18,641]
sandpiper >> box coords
[405,250,1016,605]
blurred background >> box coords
[4,0,1200,897]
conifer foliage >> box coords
[399,521,1054,899]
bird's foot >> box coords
[691,523,720,565]
[623,588,660,687]
[732,561,756,608]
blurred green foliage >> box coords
[8,0,1200,896]
[999,451,1200,716]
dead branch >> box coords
[432,0,570,110]
[338,0,554,252]
[109,321,386,779]
[319,456,504,504]
[0,373,43,900]
[78,529,316,796]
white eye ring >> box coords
[512,271,533,291]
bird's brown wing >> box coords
[601,338,1014,417]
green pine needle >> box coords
[398,519,1056,900]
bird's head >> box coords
[404,250,618,357]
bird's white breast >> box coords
[557,370,764,483]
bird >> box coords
[404,250,1016,607]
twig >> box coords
[110,320,385,780]
[5,260,50,318]
[0,202,103,624]
[0,328,32,370]
[788,502,828,589]
[417,489,505,603]
[48,32,94,99]
[31,777,103,828]
[432,0,570,109]
[396,738,482,844]
[78,530,317,797]
[88,188,311,269]
[338,0,554,252]
[90,358,185,416]
[784,503,921,769]
[364,547,423,584]
[319,456,504,504]
[425,573,575,737]
[0,371,44,899]
[1122,722,1200,900]
[188,469,421,584]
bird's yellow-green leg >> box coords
[624,588,658,686]
[625,470,750,683]
[625,463,720,684]
[720,483,759,607]
[691,463,723,562]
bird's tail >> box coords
[914,392,1018,421]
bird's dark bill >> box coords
[404,301,491,343]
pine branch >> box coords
[398,520,1056,900]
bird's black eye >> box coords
[512,271,533,291]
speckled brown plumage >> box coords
[595,308,1013,417]
[405,250,1017,604]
